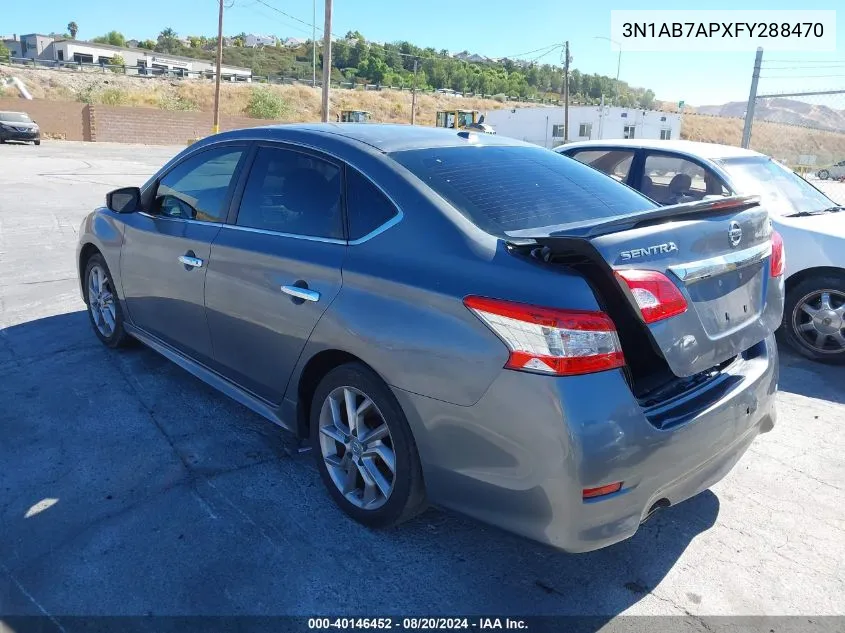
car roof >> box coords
[0,111,29,116]
[210,123,528,153]
[558,138,763,161]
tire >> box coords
[818,169,830,180]
[781,274,845,363]
[310,362,427,528]
[34,140,41,146]
[83,253,131,348]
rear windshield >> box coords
[391,145,654,236]
[0,112,32,123]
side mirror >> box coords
[106,186,141,213]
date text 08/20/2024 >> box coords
[307,618,528,630]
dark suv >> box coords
[0,111,41,145]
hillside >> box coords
[77,29,658,108]
[682,112,845,166]
[0,65,520,125]
[3,65,843,165]
[697,98,845,133]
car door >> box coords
[120,144,248,366]
[638,151,730,205]
[204,143,346,404]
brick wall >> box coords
[0,99,279,144]
[0,98,86,141]
[89,105,277,145]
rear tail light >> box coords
[614,270,688,324]
[582,482,623,499]
[770,230,785,277]
[463,296,625,376]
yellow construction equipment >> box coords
[435,109,495,133]
[339,110,372,123]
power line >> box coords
[761,59,845,64]
[762,65,845,70]
[761,74,845,79]
[236,1,315,37]
[499,42,562,59]
[252,0,318,31]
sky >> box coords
[3,0,844,106]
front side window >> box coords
[642,153,728,205]
[155,147,244,222]
[236,146,343,239]
[392,145,654,237]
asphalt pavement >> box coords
[0,141,843,625]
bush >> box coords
[76,85,97,104]
[158,93,199,111]
[246,87,289,119]
[109,54,125,73]
[77,86,128,105]
[491,93,507,103]
[99,88,127,105]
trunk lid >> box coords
[508,196,784,378]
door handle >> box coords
[178,255,204,269]
[281,285,320,302]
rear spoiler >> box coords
[505,195,762,242]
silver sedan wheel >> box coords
[792,289,845,354]
[318,386,396,510]
[88,264,117,338]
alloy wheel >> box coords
[317,386,396,510]
[88,264,117,338]
[792,289,845,354]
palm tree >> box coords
[67,21,78,39]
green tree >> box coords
[109,53,126,73]
[67,21,79,39]
[92,31,126,47]
[0,41,10,61]
[156,28,181,53]
[138,39,156,50]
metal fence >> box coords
[0,54,562,105]
[742,49,845,177]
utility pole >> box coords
[410,58,418,125]
[320,0,332,122]
[311,0,316,87]
[741,47,763,149]
[212,0,225,134]
[563,41,570,142]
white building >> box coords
[484,105,682,149]
[2,33,252,80]
[47,39,252,80]
[245,34,278,48]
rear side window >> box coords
[155,147,244,222]
[392,145,653,236]
[569,149,635,183]
[236,146,343,239]
[345,169,399,240]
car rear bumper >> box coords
[394,335,778,552]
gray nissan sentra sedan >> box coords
[76,124,784,552]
